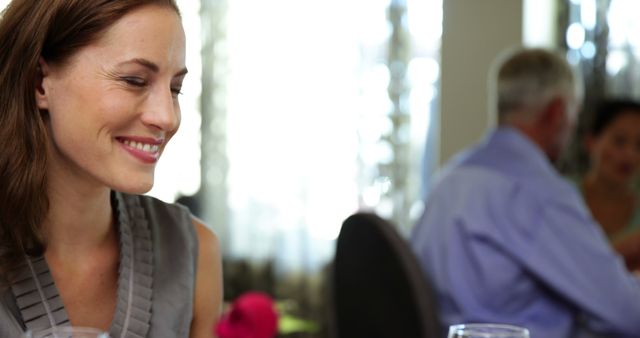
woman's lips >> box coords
[116,136,163,164]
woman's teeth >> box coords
[123,140,159,153]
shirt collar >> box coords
[485,126,558,177]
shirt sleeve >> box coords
[515,197,640,336]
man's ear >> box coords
[538,96,566,130]
[35,57,51,110]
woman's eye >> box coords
[612,134,628,147]
[171,86,183,97]
[122,76,147,87]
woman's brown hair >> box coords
[0,0,179,285]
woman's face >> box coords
[37,5,186,194]
[588,111,640,186]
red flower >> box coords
[215,292,279,338]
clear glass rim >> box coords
[26,326,110,337]
[449,323,530,337]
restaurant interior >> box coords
[3,0,637,337]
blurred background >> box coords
[2,0,640,336]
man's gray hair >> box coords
[489,47,582,125]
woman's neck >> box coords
[43,167,116,259]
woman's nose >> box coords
[141,87,181,133]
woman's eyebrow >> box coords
[117,58,188,77]
[118,58,159,72]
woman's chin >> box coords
[111,178,154,195]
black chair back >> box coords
[330,212,440,338]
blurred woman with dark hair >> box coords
[576,99,640,270]
[0,1,221,336]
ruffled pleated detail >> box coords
[10,191,154,338]
[10,256,70,331]
[109,192,154,338]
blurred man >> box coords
[411,48,640,338]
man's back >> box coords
[411,127,640,338]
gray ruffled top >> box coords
[0,192,198,338]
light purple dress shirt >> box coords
[411,127,640,338]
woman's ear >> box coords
[35,57,50,110]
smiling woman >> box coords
[0,1,221,338]
[38,6,186,194]
[571,99,640,270]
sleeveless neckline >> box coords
[574,177,640,239]
[10,192,154,338]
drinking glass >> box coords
[23,327,110,338]
[448,323,530,338]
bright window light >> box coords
[220,0,442,272]
[566,23,586,49]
